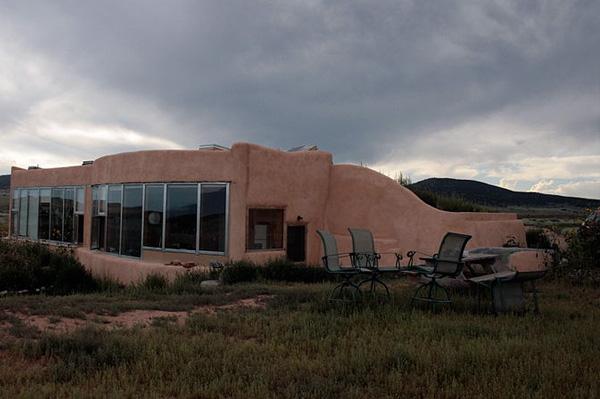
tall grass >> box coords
[1,281,597,399]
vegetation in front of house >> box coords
[219,258,335,285]
[0,279,597,398]
[0,240,99,295]
[0,238,598,397]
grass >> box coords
[0,279,599,398]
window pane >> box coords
[63,188,75,243]
[121,186,142,257]
[93,185,107,216]
[76,188,85,213]
[27,190,39,240]
[39,189,51,239]
[165,185,197,251]
[247,209,284,250]
[51,188,64,241]
[200,185,226,252]
[143,185,164,248]
[11,189,19,236]
[19,189,28,236]
[106,185,122,254]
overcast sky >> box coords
[1,0,599,199]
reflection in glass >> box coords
[200,185,227,252]
[19,189,28,236]
[143,185,164,248]
[39,189,51,240]
[27,190,39,240]
[63,188,74,243]
[106,185,122,254]
[51,188,64,241]
[122,186,142,257]
[165,185,197,251]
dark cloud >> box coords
[0,0,598,197]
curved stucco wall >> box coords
[323,164,525,265]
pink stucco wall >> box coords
[10,142,526,283]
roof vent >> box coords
[198,144,230,151]
[82,160,94,165]
[27,165,41,170]
[288,145,318,152]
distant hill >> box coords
[409,178,600,210]
[0,174,9,189]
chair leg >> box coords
[529,281,540,314]
[411,277,452,311]
[358,274,390,298]
[330,278,361,302]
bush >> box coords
[262,258,333,283]
[559,217,600,284]
[219,258,334,285]
[526,228,554,249]
[219,259,260,285]
[0,240,98,294]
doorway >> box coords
[286,225,306,262]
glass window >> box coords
[121,185,143,257]
[39,189,51,240]
[106,185,122,254]
[200,185,227,252]
[11,189,19,236]
[76,187,85,214]
[247,209,284,250]
[165,184,197,251]
[51,188,64,241]
[27,190,39,240]
[19,189,28,236]
[143,185,164,248]
[93,186,107,216]
[63,188,75,243]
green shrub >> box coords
[558,217,600,284]
[526,228,554,249]
[219,259,260,285]
[219,258,333,285]
[262,258,333,283]
[0,240,98,294]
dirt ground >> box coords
[0,295,274,336]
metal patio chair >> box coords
[348,228,403,298]
[406,232,472,310]
[316,230,362,302]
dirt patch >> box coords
[1,295,274,335]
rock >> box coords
[200,280,220,288]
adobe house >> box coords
[8,142,526,283]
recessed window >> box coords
[247,208,284,250]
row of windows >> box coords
[91,183,229,258]
[11,183,290,258]
[11,187,85,244]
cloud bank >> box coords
[1,0,598,198]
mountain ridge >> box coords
[408,178,600,209]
